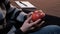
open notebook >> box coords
[15,1,36,9]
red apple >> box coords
[32,10,45,22]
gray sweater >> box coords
[0,0,27,34]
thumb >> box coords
[25,16,32,23]
[27,12,33,18]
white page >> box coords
[21,1,35,7]
[15,1,26,7]
[15,1,36,8]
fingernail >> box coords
[39,19,41,20]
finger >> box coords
[31,19,41,26]
[39,10,45,17]
[41,13,45,17]
[30,20,33,23]
[30,27,35,30]
[25,16,32,23]
[36,21,45,27]
[27,12,33,18]
[29,12,33,15]
[38,10,43,13]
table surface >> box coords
[10,0,60,17]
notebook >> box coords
[15,1,36,9]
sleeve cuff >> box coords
[15,29,24,34]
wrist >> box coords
[20,27,27,32]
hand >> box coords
[20,10,45,32]
[20,16,42,32]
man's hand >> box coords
[20,10,45,32]
[20,16,41,32]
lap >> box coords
[30,25,60,34]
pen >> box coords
[20,2,27,6]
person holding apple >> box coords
[0,0,45,34]
[15,10,60,34]
[0,0,60,34]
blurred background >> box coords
[10,0,60,17]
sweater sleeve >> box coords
[15,29,24,34]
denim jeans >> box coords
[30,25,60,34]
